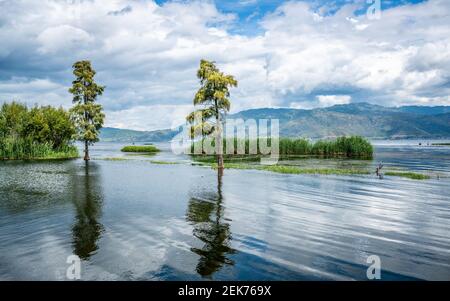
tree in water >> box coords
[69,61,105,161]
[186,173,235,277]
[187,60,237,170]
[71,163,104,260]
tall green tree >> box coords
[69,61,105,161]
[187,60,237,170]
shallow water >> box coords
[0,141,449,280]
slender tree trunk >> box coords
[216,108,224,171]
[84,140,90,161]
[83,91,90,161]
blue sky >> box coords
[156,0,427,34]
[0,0,449,131]
[156,0,426,19]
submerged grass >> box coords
[385,171,430,180]
[149,160,181,165]
[96,157,130,161]
[209,162,371,176]
[204,162,431,180]
[121,145,160,153]
[260,165,370,175]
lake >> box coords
[0,140,449,280]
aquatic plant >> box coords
[121,145,160,153]
[208,163,370,176]
[191,136,373,160]
[385,171,430,180]
[149,160,180,165]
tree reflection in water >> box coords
[186,172,235,277]
[71,162,104,260]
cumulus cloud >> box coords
[317,95,351,107]
[0,0,449,130]
[105,104,194,131]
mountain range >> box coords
[100,103,450,142]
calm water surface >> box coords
[0,140,449,280]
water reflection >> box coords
[71,162,104,260]
[186,173,235,277]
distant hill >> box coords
[100,127,180,142]
[100,103,450,142]
[231,103,450,139]
[397,105,450,115]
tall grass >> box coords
[191,136,373,159]
[0,137,78,160]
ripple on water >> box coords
[0,142,449,280]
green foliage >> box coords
[0,102,29,139]
[26,106,75,149]
[69,61,105,150]
[121,145,160,153]
[187,59,237,138]
[0,102,77,160]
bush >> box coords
[0,101,77,160]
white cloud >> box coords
[0,0,449,130]
[0,78,68,107]
[317,95,351,107]
[105,104,194,131]
[261,0,450,106]
[37,25,94,54]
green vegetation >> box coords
[260,165,370,175]
[385,171,430,180]
[0,139,78,160]
[187,59,238,169]
[432,143,450,146]
[121,145,160,153]
[96,157,130,161]
[202,162,430,180]
[69,60,105,161]
[0,102,78,160]
[208,163,370,176]
[192,136,373,160]
[149,160,180,165]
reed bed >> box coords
[191,136,373,159]
[0,138,78,160]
